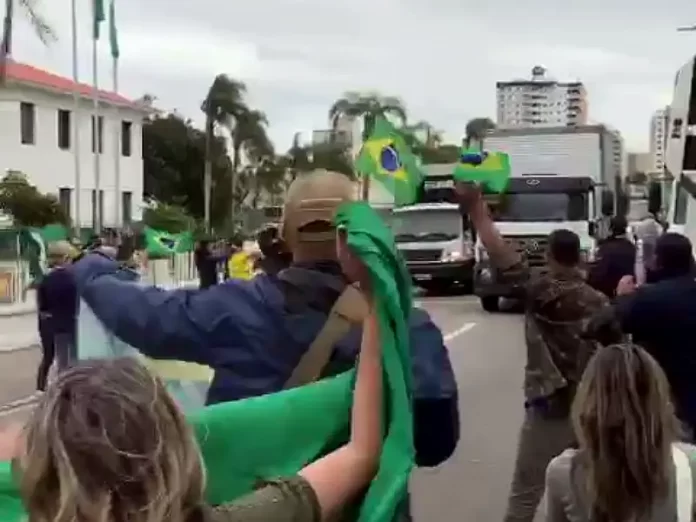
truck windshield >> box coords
[392,209,461,243]
[489,193,588,221]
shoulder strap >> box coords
[672,444,693,522]
[283,284,369,390]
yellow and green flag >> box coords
[453,146,511,193]
[355,117,423,206]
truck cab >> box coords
[392,173,474,293]
[475,176,599,312]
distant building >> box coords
[496,65,588,128]
[650,106,669,172]
[607,127,626,181]
[0,60,150,228]
[627,152,653,176]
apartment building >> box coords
[650,106,669,172]
[496,65,588,128]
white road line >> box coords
[443,322,476,342]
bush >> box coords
[0,171,69,227]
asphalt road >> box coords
[0,295,528,521]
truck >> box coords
[391,163,475,293]
[473,125,621,312]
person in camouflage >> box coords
[455,182,615,522]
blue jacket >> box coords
[71,253,460,466]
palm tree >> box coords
[286,132,311,181]
[464,117,496,149]
[408,120,443,148]
[1,0,56,82]
[328,92,407,200]
[201,74,247,230]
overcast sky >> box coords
[11,0,696,153]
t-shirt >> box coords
[207,476,320,522]
[542,444,696,522]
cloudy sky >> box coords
[11,0,696,153]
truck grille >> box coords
[504,235,548,268]
[400,249,443,263]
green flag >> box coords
[0,201,414,522]
[19,224,70,282]
[93,0,105,40]
[108,0,119,59]
[355,117,424,206]
[452,145,511,193]
[144,227,194,256]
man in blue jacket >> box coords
[70,169,459,469]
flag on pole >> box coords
[108,0,119,59]
[93,0,105,39]
[452,145,512,193]
[355,117,424,206]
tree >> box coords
[464,117,496,147]
[405,120,443,150]
[141,202,195,234]
[0,0,56,82]
[142,113,232,229]
[0,171,68,226]
[329,92,407,199]
[201,74,248,229]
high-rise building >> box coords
[607,127,627,181]
[496,66,588,128]
[650,106,669,172]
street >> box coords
[0,296,527,521]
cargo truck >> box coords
[473,125,622,312]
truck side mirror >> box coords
[588,221,597,237]
[601,191,614,217]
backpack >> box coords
[277,266,460,468]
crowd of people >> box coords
[0,170,694,521]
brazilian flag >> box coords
[144,227,194,256]
[453,145,511,193]
[355,117,424,206]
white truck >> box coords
[474,125,621,312]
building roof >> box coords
[5,60,145,110]
[488,124,611,137]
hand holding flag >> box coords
[453,144,511,193]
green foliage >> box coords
[141,202,196,234]
[465,117,496,145]
[0,171,69,227]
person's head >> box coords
[572,343,681,522]
[47,241,73,268]
[609,215,627,238]
[281,169,356,263]
[546,229,580,268]
[16,359,205,522]
[653,232,694,280]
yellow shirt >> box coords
[228,251,253,280]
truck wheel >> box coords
[480,296,500,313]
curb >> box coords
[0,342,40,354]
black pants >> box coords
[36,317,54,391]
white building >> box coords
[0,60,149,229]
[607,127,627,181]
[496,66,588,128]
[650,106,669,172]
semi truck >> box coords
[472,125,622,312]
[391,164,474,293]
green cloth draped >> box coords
[0,201,414,521]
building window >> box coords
[91,115,104,153]
[91,189,104,228]
[122,191,132,224]
[20,102,35,145]
[121,121,132,157]
[59,187,72,218]
[57,110,71,150]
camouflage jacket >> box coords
[493,250,613,405]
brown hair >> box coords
[16,358,206,522]
[572,343,681,522]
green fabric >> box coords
[355,117,424,206]
[108,0,119,59]
[19,224,70,281]
[93,0,105,39]
[144,227,194,256]
[453,145,511,193]
[0,201,414,522]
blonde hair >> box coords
[16,359,206,522]
[572,343,681,522]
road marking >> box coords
[443,322,476,342]
[0,393,41,416]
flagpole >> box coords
[70,0,82,238]
[113,54,120,227]
[91,3,101,234]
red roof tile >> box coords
[6,60,140,108]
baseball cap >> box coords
[281,169,357,246]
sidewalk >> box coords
[0,279,198,352]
